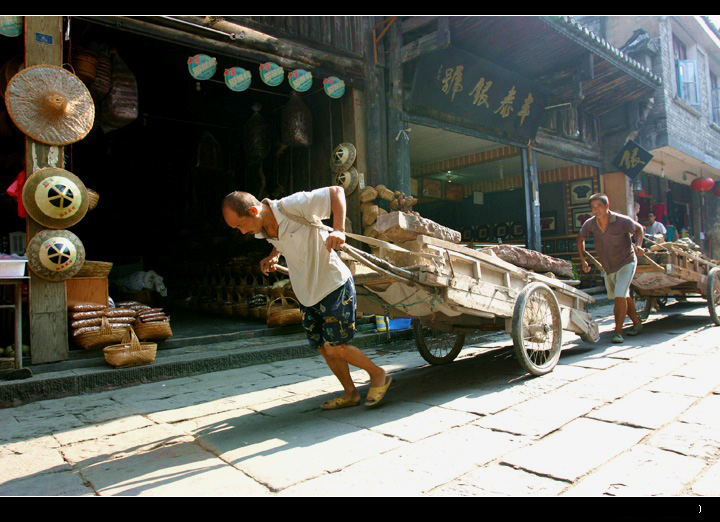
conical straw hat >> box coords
[4,65,95,146]
[22,167,89,229]
[27,229,86,281]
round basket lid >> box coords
[27,229,86,281]
[22,167,89,229]
[331,142,356,173]
[4,65,95,146]
[334,167,359,195]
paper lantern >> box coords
[691,176,715,193]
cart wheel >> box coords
[707,267,720,326]
[413,319,465,365]
[631,289,652,322]
[511,282,562,376]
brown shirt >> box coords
[579,211,641,274]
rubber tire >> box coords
[511,282,563,376]
[413,319,465,365]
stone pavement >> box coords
[0,300,719,502]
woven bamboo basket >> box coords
[134,319,172,341]
[87,189,99,210]
[103,328,157,368]
[73,260,112,278]
[267,296,302,328]
[74,316,130,350]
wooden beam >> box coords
[24,16,69,364]
[400,16,450,64]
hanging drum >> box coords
[281,92,313,148]
[22,167,89,229]
[331,142,356,174]
[334,167,359,195]
[242,103,270,161]
[27,229,86,281]
[4,65,95,146]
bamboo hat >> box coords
[4,64,95,146]
[22,167,89,229]
[334,166,359,195]
[331,142,356,173]
[27,229,86,281]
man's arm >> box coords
[326,186,347,252]
[577,235,590,273]
[260,246,281,275]
[633,222,645,257]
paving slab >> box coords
[648,420,720,460]
[427,462,569,497]
[692,460,720,496]
[193,410,405,491]
[475,392,602,438]
[586,389,698,429]
[563,444,706,497]
[279,425,528,496]
[501,418,650,482]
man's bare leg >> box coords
[614,297,628,333]
[626,296,641,326]
[319,346,360,403]
[320,343,387,392]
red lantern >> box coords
[691,176,715,194]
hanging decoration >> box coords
[27,229,86,281]
[323,76,345,99]
[5,65,95,146]
[331,143,357,173]
[187,54,217,80]
[281,92,313,148]
[0,16,23,38]
[691,176,715,202]
[22,167,89,229]
[334,167,359,195]
[224,66,252,92]
[288,69,313,92]
[259,62,284,87]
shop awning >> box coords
[446,16,661,115]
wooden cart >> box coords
[630,240,720,325]
[348,234,599,376]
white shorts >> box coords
[604,261,637,299]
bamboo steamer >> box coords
[267,296,302,328]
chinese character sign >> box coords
[409,47,547,140]
[612,140,653,180]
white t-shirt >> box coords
[646,221,667,237]
[255,188,352,307]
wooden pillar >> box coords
[362,16,389,187]
[522,147,541,252]
[386,21,411,195]
[601,171,634,217]
[24,16,69,364]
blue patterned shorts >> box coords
[301,278,356,350]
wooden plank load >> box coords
[375,210,461,244]
[481,244,574,279]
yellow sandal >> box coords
[321,396,361,410]
[365,376,392,407]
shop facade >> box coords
[378,16,660,287]
[1,16,374,364]
[1,16,662,367]
[578,16,720,258]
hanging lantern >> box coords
[691,176,715,202]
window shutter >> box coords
[677,60,700,106]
